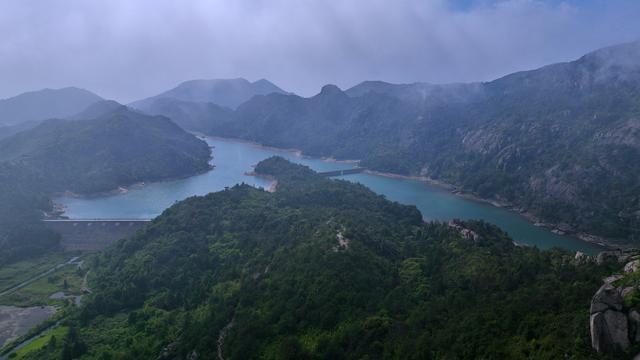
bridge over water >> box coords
[43,219,151,251]
[317,167,366,177]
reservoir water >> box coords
[55,137,602,254]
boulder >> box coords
[591,310,630,352]
[630,310,640,342]
[625,260,640,274]
[591,283,623,313]
[591,312,612,352]
[622,286,637,298]
[597,251,621,265]
[604,310,631,350]
[575,251,591,264]
[596,250,640,265]
[603,274,624,284]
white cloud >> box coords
[0,0,638,102]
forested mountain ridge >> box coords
[184,41,640,245]
[0,105,211,265]
[28,157,621,359]
[67,100,126,120]
[129,78,286,133]
[130,78,287,110]
[0,87,103,126]
[132,97,233,134]
[344,80,486,106]
[0,106,211,194]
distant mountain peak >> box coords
[68,100,127,120]
[0,87,103,126]
[579,40,640,74]
[130,78,288,110]
[252,78,273,85]
[318,84,344,96]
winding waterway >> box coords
[55,137,602,254]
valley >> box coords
[55,136,602,253]
[143,42,640,247]
[0,28,638,357]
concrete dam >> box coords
[43,219,151,251]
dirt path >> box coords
[217,317,235,360]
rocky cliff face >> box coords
[590,249,640,354]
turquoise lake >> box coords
[55,137,602,254]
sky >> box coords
[0,0,639,103]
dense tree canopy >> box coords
[25,157,619,359]
[0,107,211,265]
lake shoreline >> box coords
[54,135,611,253]
[51,164,214,202]
[208,136,614,251]
[245,172,278,192]
[363,169,615,251]
[201,134,361,165]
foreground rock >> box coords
[590,249,640,354]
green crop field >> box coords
[0,263,84,307]
[11,326,69,359]
[0,253,72,293]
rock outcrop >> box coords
[448,219,481,243]
[596,249,639,265]
[626,260,640,274]
[590,283,629,352]
[590,249,640,354]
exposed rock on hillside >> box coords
[590,250,640,354]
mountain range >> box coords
[143,41,640,245]
[127,78,287,134]
[2,41,640,359]
[0,104,211,194]
[4,43,636,245]
[0,87,103,126]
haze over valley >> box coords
[0,1,640,359]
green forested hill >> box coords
[130,78,287,110]
[0,87,103,126]
[0,163,59,265]
[130,97,233,134]
[29,157,618,359]
[188,41,640,244]
[0,106,211,265]
[0,106,211,194]
[128,78,287,133]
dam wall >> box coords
[43,219,151,251]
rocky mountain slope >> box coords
[344,80,485,106]
[0,87,103,126]
[183,41,640,245]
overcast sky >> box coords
[0,0,639,103]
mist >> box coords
[0,0,639,102]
